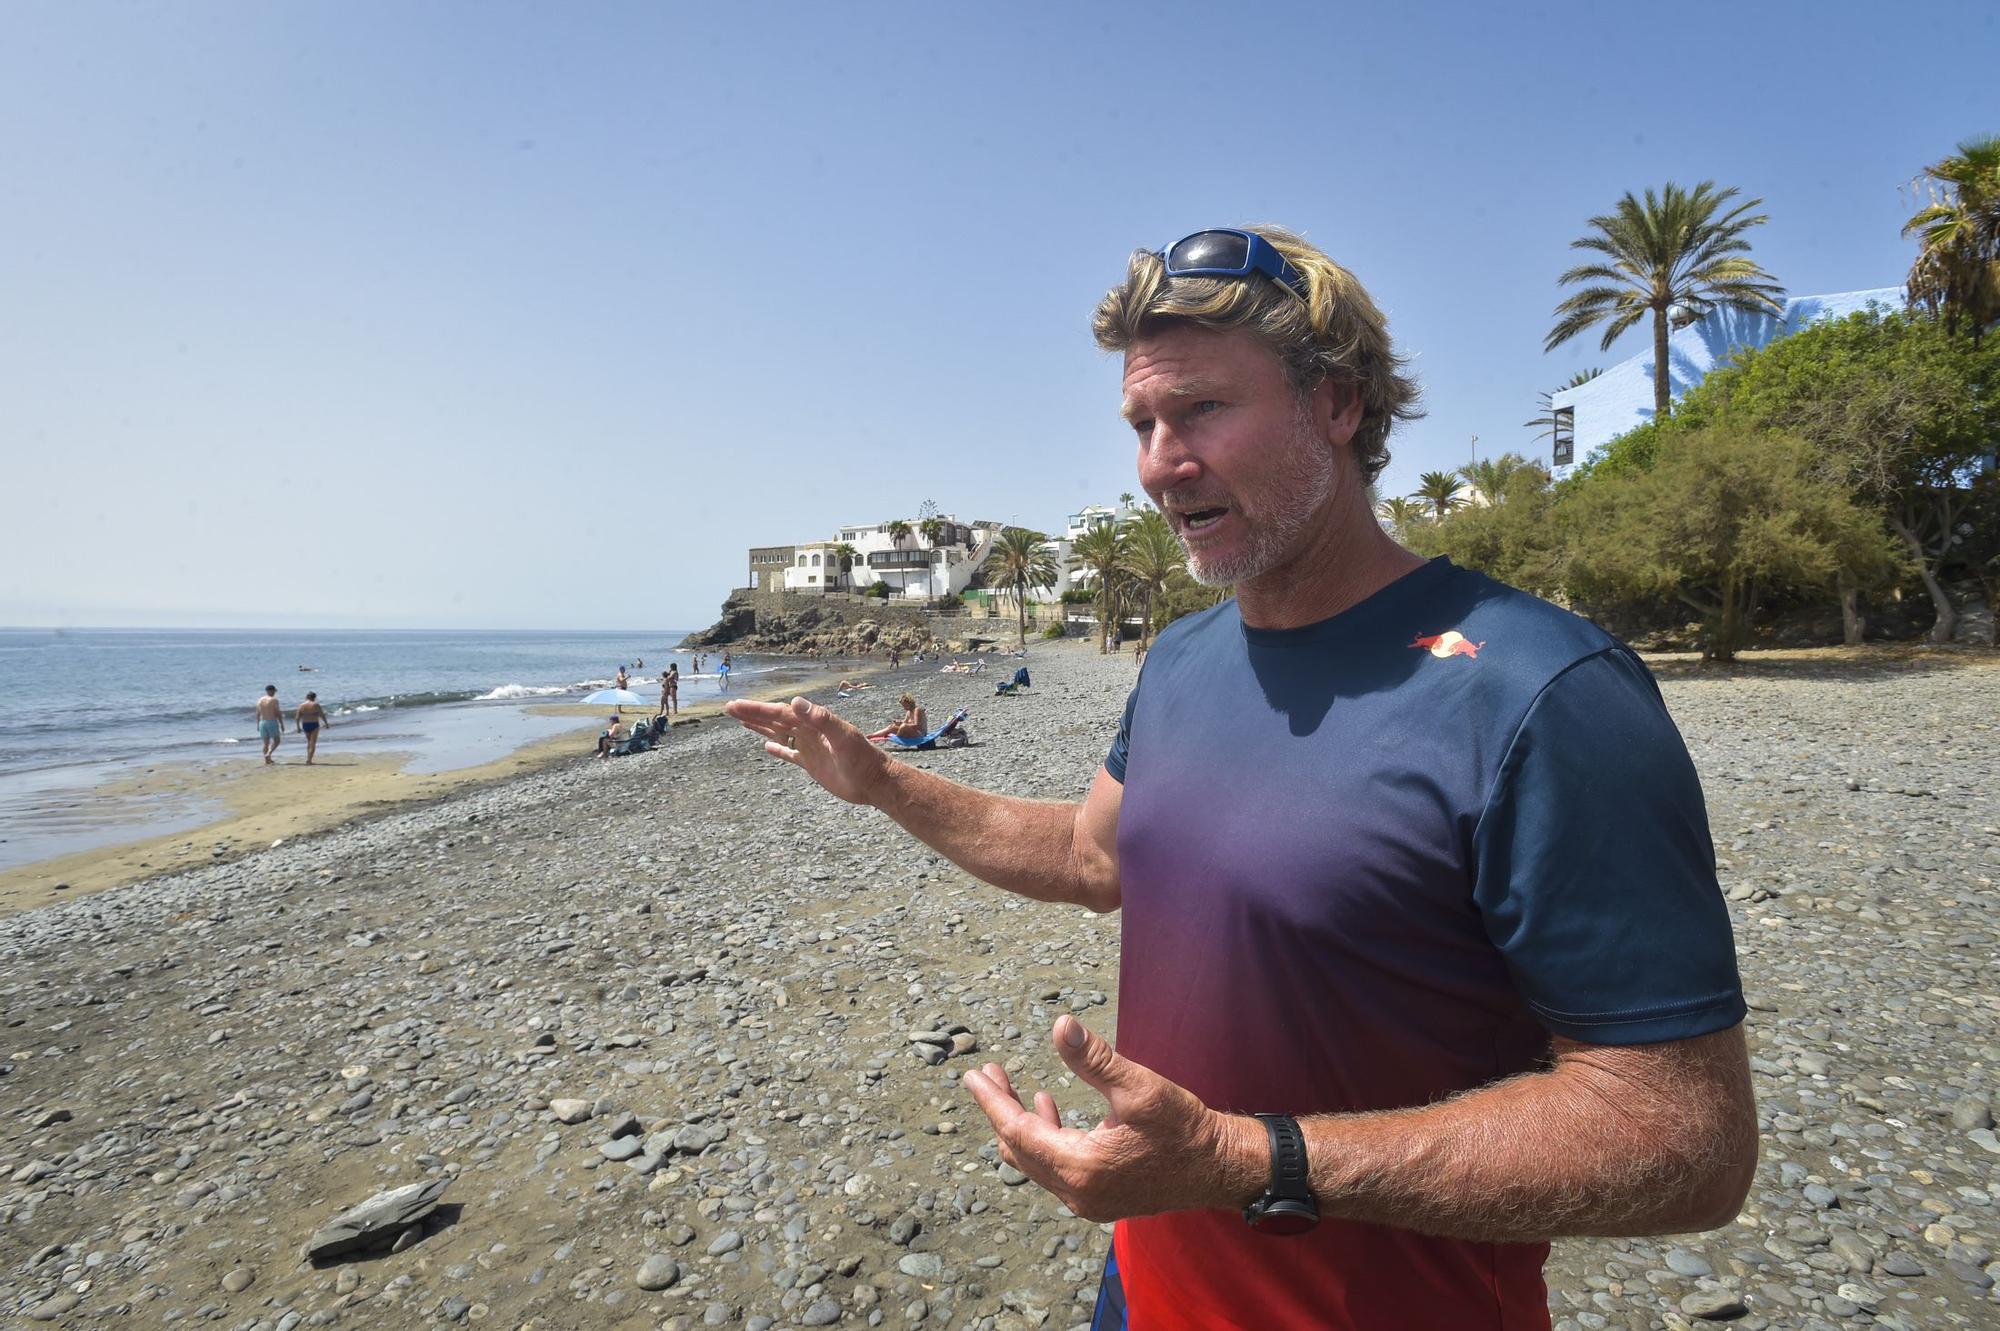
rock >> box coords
[636,1253,680,1290]
[1678,1289,1746,1319]
[222,1266,256,1292]
[1951,1096,1995,1131]
[302,1178,449,1261]
[1880,1251,1924,1277]
[800,1297,842,1325]
[897,1253,944,1280]
[599,1136,642,1161]
[1665,1248,1713,1277]
[30,1106,72,1128]
[550,1098,594,1124]
[707,1229,743,1255]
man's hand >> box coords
[962,1014,1257,1223]
[725,695,892,805]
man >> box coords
[727,225,1753,1331]
[295,691,331,765]
[255,685,284,765]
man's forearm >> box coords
[1210,1028,1756,1243]
[871,761,1112,912]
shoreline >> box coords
[0,660,877,917]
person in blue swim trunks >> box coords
[255,685,284,765]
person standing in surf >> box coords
[255,685,284,765]
[296,692,331,764]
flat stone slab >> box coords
[302,1178,450,1262]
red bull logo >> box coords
[1411,629,1484,660]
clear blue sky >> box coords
[3,3,1993,629]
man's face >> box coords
[1121,325,1340,587]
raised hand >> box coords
[724,695,892,806]
[962,1015,1259,1223]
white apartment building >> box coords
[780,516,1002,599]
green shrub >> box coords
[1040,622,1067,640]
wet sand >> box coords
[0,664,864,916]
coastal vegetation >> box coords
[979,527,1060,649]
[1400,146,2000,662]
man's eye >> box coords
[1194,400,1221,414]
[1131,420,1154,437]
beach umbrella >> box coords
[581,688,646,706]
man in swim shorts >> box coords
[255,685,284,765]
[296,691,330,765]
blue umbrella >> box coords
[581,688,646,708]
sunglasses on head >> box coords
[1157,228,1310,301]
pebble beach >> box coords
[2,640,1997,1330]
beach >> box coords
[2,640,1997,1328]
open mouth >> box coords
[1179,507,1228,532]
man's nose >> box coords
[1136,426,1201,493]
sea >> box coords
[0,628,814,870]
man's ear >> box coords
[1314,378,1363,445]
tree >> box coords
[980,527,1059,649]
[831,543,859,592]
[1376,495,1427,538]
[1068,523,1129,653]
[1118,491,1136,510]
[1700,308,2000,641]
[1525,368,1602,456]
[1120,509,1187,653]
[1903,135,2000,345]
[1408,465,1567,597]
[1546,182,1786,420]
[1565,427,1895,661]
[1153,569,1231,631]
[1457,452,1546,505]
[1413,471,1467,519]
[918,517,944,549]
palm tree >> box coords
[1456,452,1544,504]
[831,543,859,592]
[980,527,1059,649]
[1120,510,1186,653]
[1068,523,1129,653]
[1546,182,1786,420]
[883,519,913,596]
[918,516,944,548]
[1904,135,2000,344]
[1525,367,1602,450]
[1413,471,1467,519]
[1376,495,1426,537]
[1118,491,1137,512]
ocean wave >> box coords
[217,737,240,744]
[477,684,571,701]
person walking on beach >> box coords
[730,224,1752,1331]
[255,685,285,764]
[665,663,679,716]
[295,692,331,764]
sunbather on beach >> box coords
[596,714,627,759]
[866,694,925,743]
[837,679,871,692]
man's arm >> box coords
[967,1018,1757,1242]
[726,695,1123,912]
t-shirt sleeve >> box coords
[1472,648,1746,1045]
[1104,686,1138,783]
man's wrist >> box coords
[1207,1111,1274,1211]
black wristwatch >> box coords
[1242,1113,1318,1235]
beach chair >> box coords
[994,667,1031,696]
[885,707,971,750]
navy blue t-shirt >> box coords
[1101,556,1745,1330]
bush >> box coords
[1040,622,1067,640]
[862,581,890,599]
[1060,588,1096,604]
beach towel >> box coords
[995,667,1031,696]
[886,707,970,750]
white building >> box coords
[779,516,1001,599]
[1549,288,1900,478]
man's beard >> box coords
[1170,409,1337,587]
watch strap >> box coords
[1255,1113,1312,1202]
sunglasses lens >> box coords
[1166,230,1251,274]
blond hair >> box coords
[1091,225,1422,483]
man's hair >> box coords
[306,691,317,700]
[265,685,276,694]
[1091,224,1423,484]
